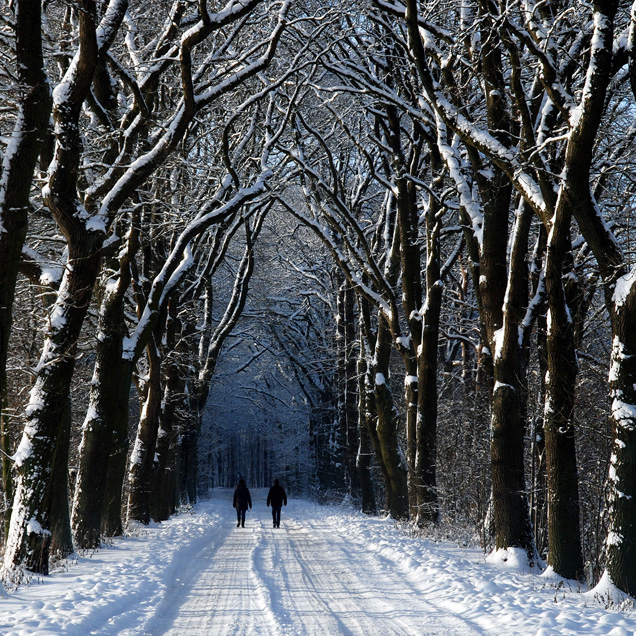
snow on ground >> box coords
[0,489,635,635]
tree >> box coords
[3,0,292,577]
[0,0,52,543]
[388,0,636,582]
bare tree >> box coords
[3,0,292,577]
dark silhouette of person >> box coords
[266,479,287,528]
[233,478,252,527]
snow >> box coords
[436,119,484,248]
[0,111,26,231]
[396,335,411,348]
[493,381,515,393]
[1,491,635,635]
[493,326,505,362]
[610,336,631,383]
[48,304,67,331]
[39,267,63,287]
[10,435,33,468]
[613,267,636,308]
[612,398,636,430]
[25,518,50,538]
[486,547,537,572]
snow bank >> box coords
[305,501,636,636]
[0,505,222,635]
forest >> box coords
[0,0,635,599]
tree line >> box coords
[1,0,636,599]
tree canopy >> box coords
[1,0,636,598]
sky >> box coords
[0,490,635,636]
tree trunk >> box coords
[72,266,130,548]
[543,209,583,580]
[530,228,548,557]
[0,0,51,429]
[489,204,535,560]
[362,356,391,510]
[180,422,199,505]
[101,409,130,537]
[127,335,163,524]
[372,317,409,519]
[1,382,14,542]
[357,356,376,514]
[344,282,360,498]
[387,105,423,520]
[152,358,183,521]
[606,292,636,594]
[415,294,441,523]
[490,379,533,554]
[49,398,73,559]
[3,243,102,574]
[415,180,444,524]
[335,279,350,492]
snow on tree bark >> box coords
[0,0,52,541]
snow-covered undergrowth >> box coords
[0,490,635,635]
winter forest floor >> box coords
[1,491,635,636]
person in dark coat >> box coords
[233,478,252,527]
[266,479,287,528]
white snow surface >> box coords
[1,490,636,635]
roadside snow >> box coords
[0,490,634,635]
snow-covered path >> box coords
[2,490,636,636]
[143,492,477,636]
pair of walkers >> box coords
[233,479,287,528]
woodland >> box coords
[1,0,636,600]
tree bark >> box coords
[335,278,351,492]
[0,0,51,429]
[357,355,377,514]
[100,363,132,537]
[606,291,636,594]
[372,316,409,519]
[4,241,102,574]
[415,217,443,524]
[543,205,584,580]
[49,399,73,559]
[1,382,14,542]
[344,282,360,498]
[127,332,164,524]
[152,299,184,521]
[71,261,132,548]
[489,204,535,559]
[385,104,424,520]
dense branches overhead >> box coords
[1,0,636,600]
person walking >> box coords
[266,478,287,528]
[233,478,252,527]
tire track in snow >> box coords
[148,512,283,636]
[251,521,362,635]
[281,515,474,635]
[141,495,483,636]
[297,507,487,636]
[254,519,419,635]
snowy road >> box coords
[142,492,479,636]
[3,491,636,636]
